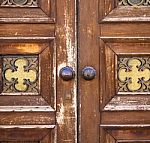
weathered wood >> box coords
[56,0,77,142]
[99,0,150,143]
[79,0,100,142]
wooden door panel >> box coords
[99,0,150,22]
[80,0,150,142]
[0,0,56,23]
[101,127,150,143]
[0,42,55,104]
[0,41,56,141]
[100,39,150,110]
[101,111,150,124]
[0,0,77,142]
[0,128,55,142]
[99,0,150,143]
[0,24,55,39]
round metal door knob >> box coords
[82,66,96,80]
[59,66,75,81]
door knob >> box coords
[82,66,96,80]
[59,66,75,81]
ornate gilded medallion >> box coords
[1,0,38,7]
[118,57,150,92]
[119,0,150,6]
[2,56,39,94]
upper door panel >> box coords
[0,0,56,23]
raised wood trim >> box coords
[99,0,150,22]
[0,24,55,38]
[0,0,56,23]
[0,128,55,141]
[102,7,150,22]
[0,112,55,125]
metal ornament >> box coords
[1,0,38,7]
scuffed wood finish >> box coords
[99,0,116,21]
[99,0,150,143]
[101,23,150,37]
[0,24,55,38]
[79,0,100,142]
[0,128,53,141]
[102,7,150,22]
[101,111,150,124]
[0,0,77,142]
[56,0,77,142]
[0,112,55,125]
[0,0,56,23]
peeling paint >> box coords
[64,3,76,68]
[57,102,65,126]
[57,62,67,77]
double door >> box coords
[0,0,150,142]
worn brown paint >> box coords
[0,0,77,143]
[0,0,150,143]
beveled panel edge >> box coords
[0,24,55,38]
[101,111,150,125]
[0,125,55,128]
[0,0,56,23]
[100,37,150,43]
[99,38,150,111]
[0,106,55,112]
[99,0,150,23]
[103,95,150,111]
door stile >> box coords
[78,0,100,142]
[56,0,78,142]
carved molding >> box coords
[119,0,150,6]
[1,0,38,7]
[118,57,150,92]
[3,56,39,94]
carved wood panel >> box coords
[0,0,77,142]
[100,40,150,112]
[101,127,150,143]
[0,0,56,23]
[80,0,150,142]
[99,0,150,22]
[0,42,56,142]
[98,0,150,139]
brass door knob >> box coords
[82,66,96,80]
[59,66,75,81]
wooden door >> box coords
[79,0,150,143]
[0,0,77,143]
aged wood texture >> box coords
[99,0,150,142]
[0,0,58,142]
[0,0,56,23]
[56,0,77,142]
[79,0,100,142]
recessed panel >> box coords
[0,0,56,23]
[99,0,150,22]
[0,128,55,143]
[2,56,39,94]
[0,42,55,108]
[101,127,150,143]
[100,39,150,111]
